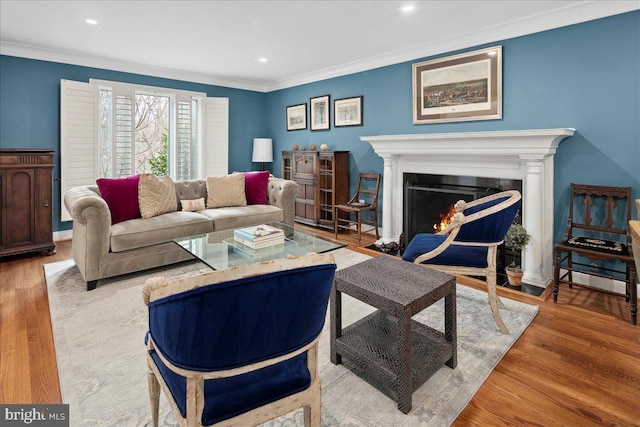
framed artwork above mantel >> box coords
[413,45,502,124]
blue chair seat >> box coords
[149,350,310,425]
[402,233,488,268]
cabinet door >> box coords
[292,152,317,181]
[281,151,293,180]
[0,171,4,250]
[5,169,36,248]
[35,167,53,244]
[318,154,336,226]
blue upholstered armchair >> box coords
[142,253,337,426]
[402,190,522,334]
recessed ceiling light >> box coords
[258,57,269,63]
[85,18,98,25]
[487,50,498,56]
[401,4,415,13]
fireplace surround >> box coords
[361,128,575,288]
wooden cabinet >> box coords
[0,149,56,257]
[282,150,349,230]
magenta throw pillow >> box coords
[235,171,270,205]
[96,175,142,224]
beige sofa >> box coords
[64,177,298,290]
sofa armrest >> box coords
[64,185,112,283]
[64,185,110,225]
[267,177,298,226]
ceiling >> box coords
[1,1,638,92]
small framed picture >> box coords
[286,103,307,131]
[334,96,363,127]
[310,95,330,131]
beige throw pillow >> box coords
[206,174,247,208]
[138,174,178,218]
[180,197,205,212]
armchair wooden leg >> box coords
[303,387,321,427]
[486,262,508,334]
[147,369,160,427]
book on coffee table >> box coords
[233,234,285,249]
[233,224,285,243]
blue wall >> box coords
[1,11,638,237]
[265,11,640,241]
[0,57,267,231]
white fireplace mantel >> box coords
[361,128,575,288]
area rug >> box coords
[45,249,538,426]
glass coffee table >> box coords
[174,221,346,270]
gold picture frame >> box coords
[413,46,502,124]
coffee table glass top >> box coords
[174,222,346,270]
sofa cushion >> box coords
[139,174,178,219]
[180,198,206,212]
[96,175,141,225]
[198,205,283,231]
[236,171,270,205]
[207,175,247,208]
[110,211,213,252]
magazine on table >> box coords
[233,224,285,242]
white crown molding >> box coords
[0,41,269,92]
[265,1,639,91]
[1,2,637,93]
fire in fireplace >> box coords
[433,204,457,233]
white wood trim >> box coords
[204,97,229,177]
[60,79,96,222]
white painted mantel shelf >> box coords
[361,128,575,288]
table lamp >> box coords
[252,138,273,171]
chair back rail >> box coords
[148,263,336,371]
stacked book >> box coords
[233,224,285,249]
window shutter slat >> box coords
[60,79,96,221]
[204,97,229,177]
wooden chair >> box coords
[143,253,337,427]
[334,172,380,242]
[402,190,522,334]
[553,184,636,325]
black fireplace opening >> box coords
[403,173,530,290]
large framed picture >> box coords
[334,96,363,127]
[413,45,502,124]
[310,95,330,131]
[286,103,307,131]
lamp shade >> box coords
[252,138,273,163]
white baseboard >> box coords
[54,229,73,242]
[561,268,640,296]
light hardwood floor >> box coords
[1,229,638,426]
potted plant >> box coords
[503,222,531,287]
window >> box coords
[61,79,228,221]
[96,81,201,180]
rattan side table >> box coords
[330,255,457,413]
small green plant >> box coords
[504,222,531,273]
[148,129,169,176]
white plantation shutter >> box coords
[175,95,196,180]
[113,88,134,177]
[60,79,96,221]
[204,97,229,177]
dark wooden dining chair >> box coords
[553,184,636,325]
[334,172,380,242]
